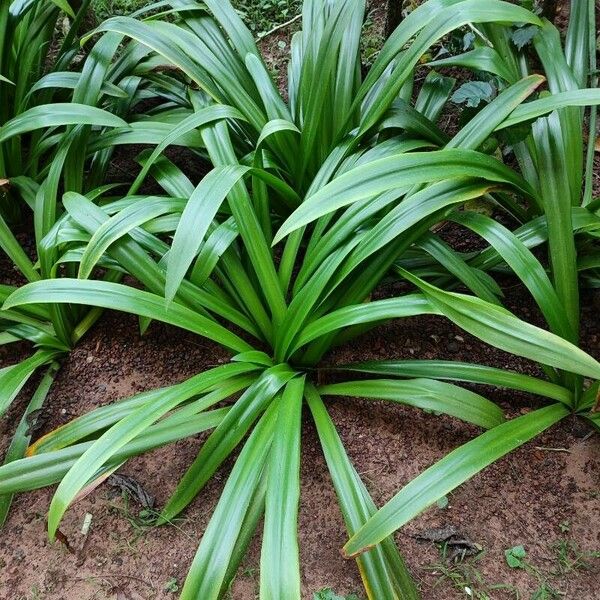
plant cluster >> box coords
[0,0,599,598]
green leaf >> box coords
[260,377,305,600]
[505,545,527,568]
[0,104,128,142]
[511,25,538,50]
[274,149,534,243]
[319,378,504,429]
[3,280,252,354]
[76,195,182,280]
[339,360,572,405]
[179,402,278,600]
[44,363,256,540]
[451,81,495,108]
[0,407,231,496]
[0,362,59,525]
[306,384,419,600]
[166,165,248,302]
[49,0,75,18]
[398,269,600,382]
[450,211,573,340]
[0,350,60,418]
[27,375,254,456]
[159,364,297,523]
[343,404,569,557]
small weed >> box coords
[163,577,179,593]
[361,9,384,68]
[505,545,562,599]
[427,550,519,599]
[558,520,570,534]
[242,566,259,578]
[313,589,362,600]
[505,545,527,569]
[551,539,600,576]
[17,587,42,600]
[92,0,153,21]
[107,491,191,546]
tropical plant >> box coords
[0,0,84,220]
[1,0,600,598]
[0,0,165,523]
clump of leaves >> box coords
[0,0,141,526]
[504,545,527,569]
[427,556,518,600]
[551,539,600,575]
[1,1,600,599]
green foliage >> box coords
[313,589,361,600]
[505,545,527,568]
[233,0,301,36]
[92,0,151,20]
[511,24,539,49]
[0,0,599,598]
[163,577,180,593]
[552,538,600,575]
[426,552,518,600]
[451,81,496,107]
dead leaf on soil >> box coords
[414,525,482,562]
[108,474,155,509]
[54,528,74,554]
[415,525,460,542]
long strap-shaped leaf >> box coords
[200,119,287,326]
[319,378,504,429]
[27,374,255,456]
[78,196,183,280]
[498,88,600,130]
[341,180,497,277]
[0,349,60,417]
[0,361,59,525]
[0,407,231,496]
[260,377,305,600]
[0,103,128,142]
[343,403,569,557]
[159,364,297,523]
[0,212,40,282]
[306,385,420,600]
[127,104,247,195]
[61,191,260,338]
[339,360,572,406]
[274,149,534,243]
[166,165,248,303]
[354,1,541,136]
[399,269,600,382]
[179,402,278,600]
[291,295,438,353]
[3,279,253,354]
[450,211,573,341]
[41,362,257,540]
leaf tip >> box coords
[341,541,372,559]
